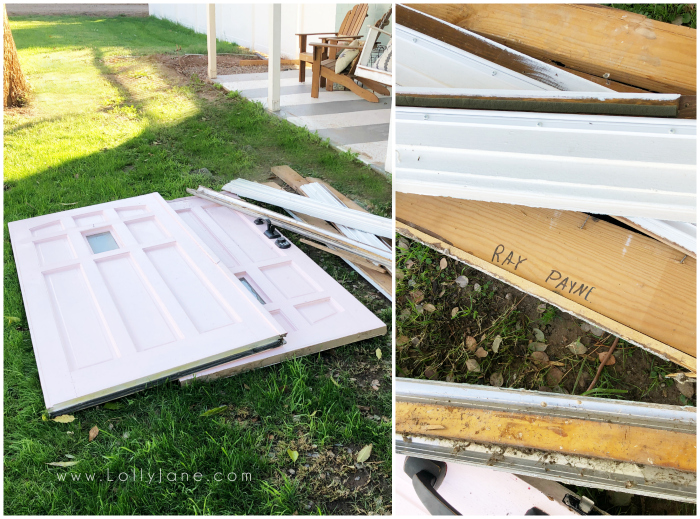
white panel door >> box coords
[9,193,285,416]
[169,197,387,382]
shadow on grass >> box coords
[4,40,392,515]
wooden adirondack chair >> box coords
[296,4,369,84]
[308,9,392,103]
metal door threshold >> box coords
[396,378,697,503]
[395,437,696,503]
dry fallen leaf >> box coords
[533,328,545,342]
[464,336,477,352]
[531,351,549,364]
[371,379,380,391]
[677,380,695,399]
[546,367,564,386]
[567,338,587,355]
[424,368,437,380]
[537,303,547,313]
[598,352,616,366]
[466,359,480,372]
[451,307,460,318]
[52,415,75,423]
[492,335,502,353]
[409,290,424,304]
[529,342,548,352]
[455,276,468,288]
[88,426,99,442]
[376,348,382,360]
[440,258,447,270]
[397,335,409,346]
[47,461,79,467]
[423,303,436,313]
[357,444,373,463]
[475,347,488,358]
[490,372,504,387]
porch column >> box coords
[206,4,216,79]
[268,3,281,112]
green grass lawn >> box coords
[4,15,392,515]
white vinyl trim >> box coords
[620,217,696,256]
[299,183,390,253]
[396,22,611,92]
[395,107,697,223]
[222,179,393,238]
[395,87,681,103]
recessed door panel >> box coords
[9,193,284,415]
[168,196,387,383]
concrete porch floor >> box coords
[213,70,390,172]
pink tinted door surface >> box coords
[169,197,387,382]
[9,193,285,415]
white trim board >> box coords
[395,107,697,223]
[299,182,391,254]
[8,193,286,416]
[395,23,610,92]
[222,179,393,238]
[170,197,387,383]
[614,217,696,258]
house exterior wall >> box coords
[148,3,337,58]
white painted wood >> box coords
[170,197,386,383]
[618,217,696,256]
[8,193,285,415]
[299,183,390,254]
[222,179,393,238]
[395,87,681,103]
[396,24,611,92]
[356,26,392,86]
[395,107,697,223]
[206,4,216,79]
[190,187,393,268]
[268,4,281,112]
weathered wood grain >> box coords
[407,3,697,94]
[396,193,696,357]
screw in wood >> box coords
[579,215,589,229]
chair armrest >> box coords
[310,42,364,50]
[295,32,339,36]
[367,26,392,37]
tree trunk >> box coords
[4,5,28,108]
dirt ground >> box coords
[154,54,299,82]
[6,4,149,17]
[396,236,696,407]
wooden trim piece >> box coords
[396,5,609,92]
[406,3,697,94]
[269,169,393,298]
[396,88,684,117]
[299,239,385,273]
[188,187,392,269]
[222,179,392,238]
[396,402,696,473]
[395,196,696,372]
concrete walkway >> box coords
[214,70,390,171]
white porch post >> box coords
[268,3,282,112]
[206,4,216,79]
